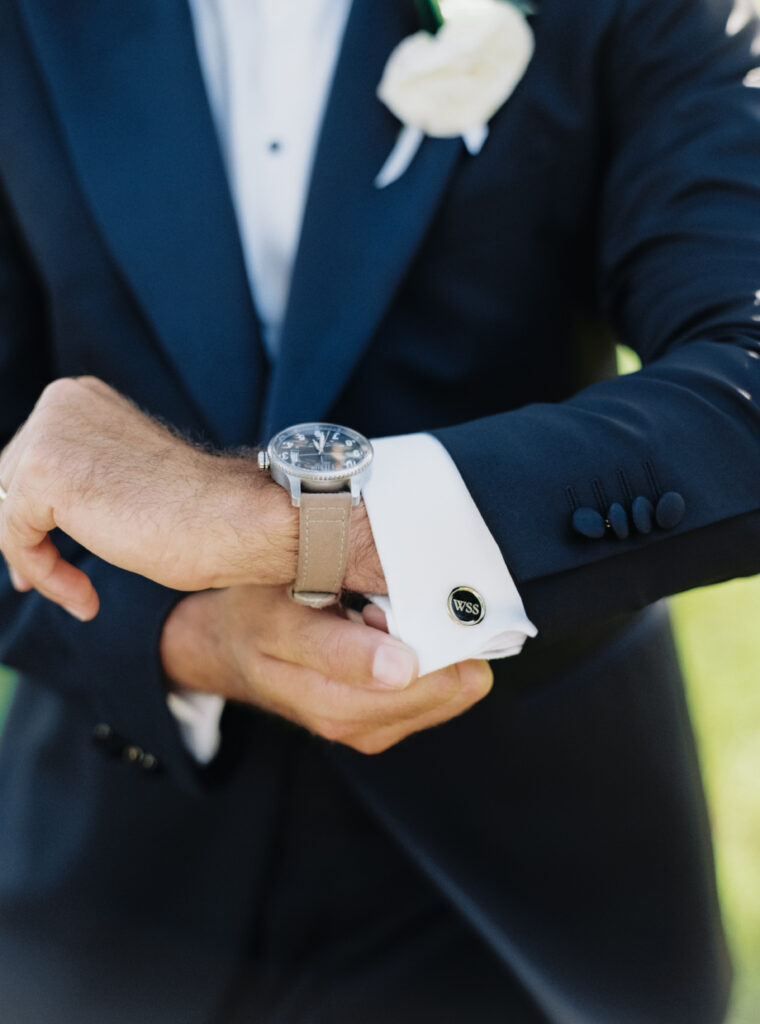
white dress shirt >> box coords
[171,0,536,763]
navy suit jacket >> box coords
[1,0,759,1021]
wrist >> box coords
[198,448,383,595]
[160,590,219,695]
[198,452,299,589]
[345,500,387,595]
[160,588,251,702]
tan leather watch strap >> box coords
[292,491,352,608]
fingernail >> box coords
[373,644,417,690]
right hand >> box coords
[0,377,299,621]
[161,585,494,755]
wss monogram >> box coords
[447,587,486,626]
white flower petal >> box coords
[374,125,425,189]
[463,123,489,155]
[377,0,534,138]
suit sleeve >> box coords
[0,185,206,791]
[433,0,760,638]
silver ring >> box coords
[0,482,7,502]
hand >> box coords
[0,377,303,619]
[161,584,493,755]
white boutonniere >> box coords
[375,0,535,188]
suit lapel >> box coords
[263,0,462,437]
[16,0,266,446]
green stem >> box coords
[414,0,445,33]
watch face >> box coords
[269,423,373,481]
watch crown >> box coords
[258,449,270,472]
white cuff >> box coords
[362,433,537,676]
[166,688,224,764]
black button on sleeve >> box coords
[632,496,654,535]
[92,723,124,758]
[655,492,686,530]
[607,503,629,540]
[572,507,606,539]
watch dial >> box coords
[270,424,373,478]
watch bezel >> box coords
[267,422,374,483]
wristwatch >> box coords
[259,423,374,608]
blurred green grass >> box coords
[672,582,760,1024]
[615,343,760,1022]
[0,667,12,722]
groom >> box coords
[1,0,760,1021]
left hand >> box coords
[161,583,493,754]
[0,377,300,619]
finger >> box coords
[8,565,32,592]
[0,426,28,494]
[337,659,495,754]
[3,534,99,621]
[2,555,31,593]
[0,473,100,619]
[362,602,389,632]
[261,596,419,692]
[250,653,485,736]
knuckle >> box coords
[312,718,355,744]
[237,648,263,690]
[426,666,459,705]
[39,377,78,407]
[349,733,399,756]
[1,510,25,548]
[18,437,58,489]
[460,660,494,701]
[322,623,364,680]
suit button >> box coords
[632,496,654,535]
[92,723,112,744]
[123,745,144,764]
[140,753,159,773]
[572,507,606,539]
[92,723,123,757]
[656,492,686,530]
[607,503,629,540]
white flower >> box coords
[377,0,534,139]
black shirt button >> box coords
[632,496,654,535]
[607,503,630,540]
[572,507,606,539]
[656,492,686,530]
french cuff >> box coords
[362,433,537,676]
[166,688,224,765]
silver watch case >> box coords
[259,423,373,508]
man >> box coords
[0,0,759,1021]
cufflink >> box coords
[448,587,486,625]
